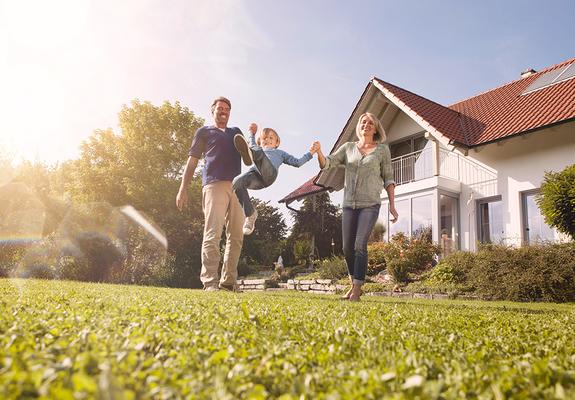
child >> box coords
[233,123,317,234]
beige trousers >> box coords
[201,181,245,288]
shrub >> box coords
[406,237,440,273]
[0,243,27,277]
[433,251,476,285]
[269,264,309,283]
[237,257,255,277]
[381,233,441,283]
[386,257,411,283]
[418,253,476,294]
[367,242,388,275]
[537,163,575,240]
[469,243,575,302]
[315,256,348,280]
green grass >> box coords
[1,279,575,399]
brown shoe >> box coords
[233,134,254,166]
[219,283,241,292]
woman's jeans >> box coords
[232,146,277,217]
[342,204,381,285]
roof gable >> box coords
[373,78,471,147]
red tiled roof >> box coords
[448,57,575,145]
[375,56,575,147]
[279,175,328,204]
[373,78,471,145]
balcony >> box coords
[391,147,496,186]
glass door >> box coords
[439,194,459,255]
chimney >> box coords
[521,68,536,78]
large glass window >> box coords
[412,196,432,240]
[389,199,410,238]
[522,190,554,244]
[390,134,428,158]
[385,194,433,241]
[477,196,504,244]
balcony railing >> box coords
[391,148,433,185]
[391,147,496,186]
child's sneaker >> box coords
[234,134,253,166]
[243,209,258,235]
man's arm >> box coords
[176,156,199,211]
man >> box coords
[176,97,244,291]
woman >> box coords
[315,112,398,301]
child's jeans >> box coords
[342,204,381,285]
[232,146,278,217]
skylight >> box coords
[522,63,575,95]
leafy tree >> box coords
[537,164,575,240]
[242,198,287,266]
[0,148,15,186]
[0,161,60,276]
[289,192,342,259]
[57,100,206,287]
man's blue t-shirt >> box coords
[188,126,242,186]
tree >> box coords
[0,161,58,277]
[242,198,287,266]
[537,164,575,240]
[56,100,206,287]
[289,192,342,259]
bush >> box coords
[0,243,28,277]
[537,163,575,240]
[470,243,575,302]
[417,253,476,294]
[381,233,441,283]
[386,257,411,283]
[367,242,388,275]
[432,251,476,285]
[237,258,255,277]
[315,256,348,280]
[269,264,308,283]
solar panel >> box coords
[522,68,564,93]
[555,62,575,82]
[522,63,575,95]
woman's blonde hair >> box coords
[256,128,281,147]
[356,112,386,142]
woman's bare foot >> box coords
[340,286,352,300]
[349,284,362,302]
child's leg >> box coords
[251,147,278,186]
[232,170,266,217]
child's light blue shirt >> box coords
[249,135,312,171]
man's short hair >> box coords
[211,97,231,113]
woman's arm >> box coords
[386,183,398,223]
[317,148,326,168]
[315,142,346,170]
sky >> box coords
[1,0,574,225]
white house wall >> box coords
[387,111,426,141]
[460,120,575,250]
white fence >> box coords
[391,147,496,186]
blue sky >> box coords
[1,0,574,224]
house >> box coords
[280,57,575,252]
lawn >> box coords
[1,279,574,399]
